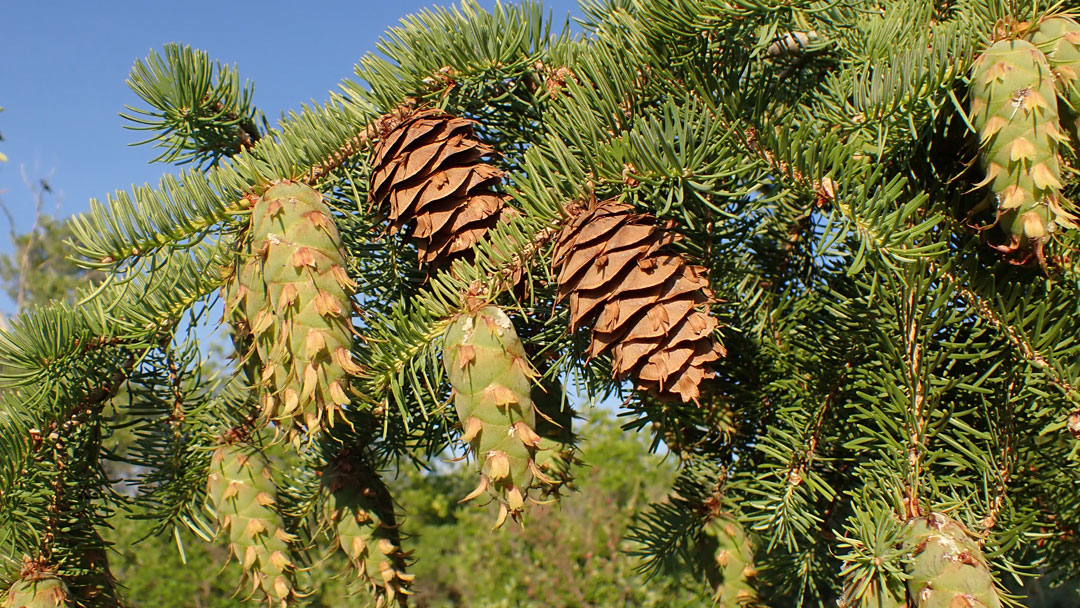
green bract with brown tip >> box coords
[322,462,413,607]
[969,38,1076,253]
[699,514,759,607]
[228,180,360,440]
[3,575,71,608]
[206,443,296,606]
[903,513,1002,608]
[442,305,553,527]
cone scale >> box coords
[206,443,296,606]
[442,305,552,525]
[530,377,578,498]
[227,181,360,440]
[1031,14,1080,139]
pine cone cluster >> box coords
[552,201,725,402]
[367,108,510,265]
[970,39,1073,255]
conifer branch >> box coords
[935,261,1080,402]
[901,279,927,520]
[69,97,381,272]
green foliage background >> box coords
[8,0,1080,606]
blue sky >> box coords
[0,0,580,314]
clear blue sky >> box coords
[0,0,580,313]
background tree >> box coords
[4,1,1080,607]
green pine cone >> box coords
[700,514,759,607]
[442,305,552,526]
[970,38,1075,249]
[1031,15,1080,104]
[232,180,360,440]
[530,377,578,498]
[323,463,413,607]
[206,443,296,606]
[3,575,71,608]
[853,583,906,608]
[1031,14,1080,139]
[903,513,1002,608]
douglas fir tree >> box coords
[4,1,1080,606]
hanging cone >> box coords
[322,458,413,607]
[1030,14,1080,140]
[698,514,759,607]
[67,542,121,608]
[969,39,1076,255]
[3,573,71,608]
[225,180,360,440]
[206,442,297,606]
[442,305,557,525]
[367,108,511,265]
[530,376,579,498]
[552,201,725,402]
[903,513,1002,608]
[839,555,907,608]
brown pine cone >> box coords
[552,200,725,402]
[367,108,510,265]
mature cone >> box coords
[3,574,71,608]
[322,460,413,606]
[367,108,510,265]
[969,39,1076,254]
[227,181,360,440]
[903,513,1002,608]
[442,305,554,526]
[698,514,759,607]
[1030,14,1080,139]
[552,201,725,402]
[206,443,296,606]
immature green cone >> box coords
[699,514,759,607]
[3,574,71,608]
[530,377,578,498]
[322,461,413,606]
[442,305,552,526]
[903,513,1002,608]
[229,180,360,439]
[1031,14,1080,138]
[206,442,296,606]
[969,39,1076,254]
[839,578,906,608]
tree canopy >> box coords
[3,1,1080,607]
